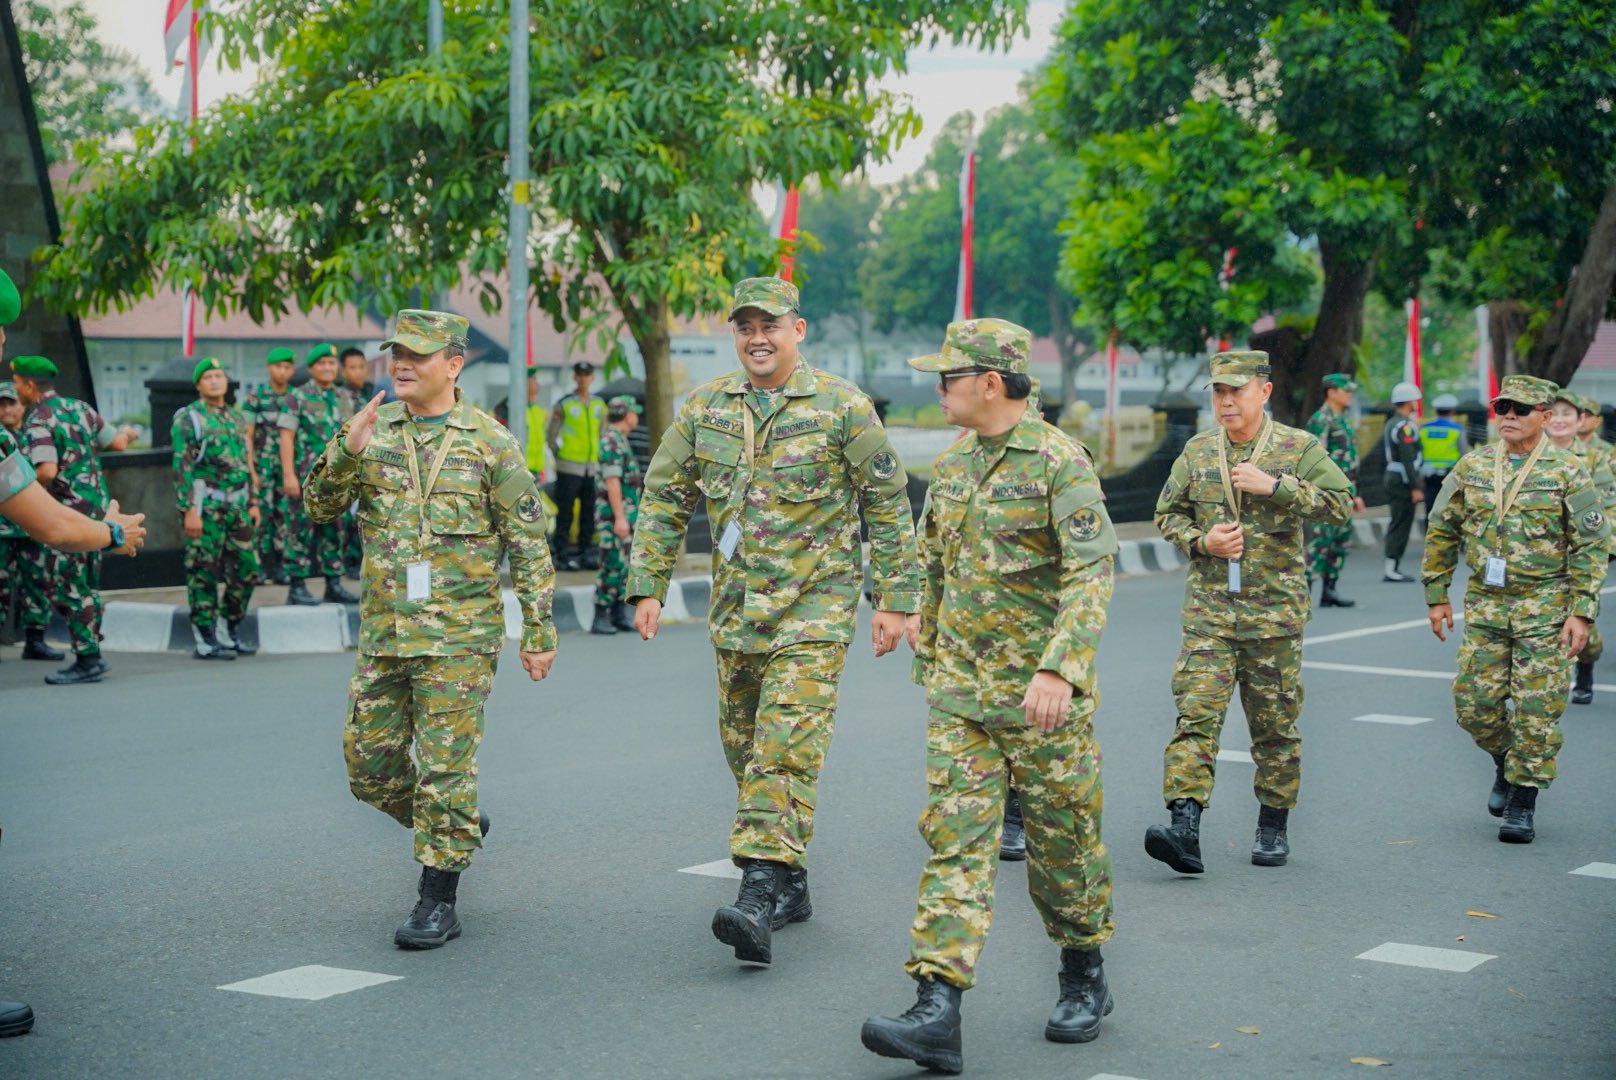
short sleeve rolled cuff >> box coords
[0,451,36,502]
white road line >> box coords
[678,859,742,880]
[1305,584,1616,648]
[1352,714,1435,725]
[218,965,402,1001]
[1355,943,1495,973]
[1304,661,1455,681]
[1569,862,1616,879]
[1090,1074,1150,1080]
[1216,749,1253,763]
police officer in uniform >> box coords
[547,360,606,570]
[1419,393,1469,525]
[1382,382,1424,581]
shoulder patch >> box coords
[516,492,544,523]
[1068,507,1103,542]
[870,450,898,480]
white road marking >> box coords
[1352,714,1435,725]
[1304,616,1451,647]
[678,859,742,880]
[218,965,402,1001]
[1216,749,1253,763]
[1355,943,1495,972]
[1090,1074,1150,1080]
[1569,862,1616,879]
[1303,661,1454,681]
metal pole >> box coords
[507,0,530,457]
[428,0,443,55]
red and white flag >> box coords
[165,1,208,354]
[769,183,800,284]
[1475,304,1498,412]
[953,120,977,323]
[1403,297,1423,417]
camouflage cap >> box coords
[0,267,19,327]
[728,276,800,319]
[266,347,296,365]
[607,394,642,414]
[1492,374,1557,408]
[380,310,470,356]
[305,342,338,367]
[10,355,57,378]
[1574,390,1603,415]
[0,380,16,401]
[907,318,1032,375]
[1204,350,1272,389]
[192,356,226,383]
[1321,372,1358,392]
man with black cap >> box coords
[546,360,606,569]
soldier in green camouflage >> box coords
[278,343,357,606]
[1304,372,1364,608]
[172,357,260,659]
[243,347,298,584]
[860,320,1118,1074]
[0,379,59,661]
[1566,390,1616,704]
[1147,351,1354,873]
[303,309,558,949]
[589,394,643,635]
[1424,375,1609,844]
[628,275,921,967]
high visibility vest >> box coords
[554,395,605,465]
[1419,419,1463,472]
[525,403,548,474]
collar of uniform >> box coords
[380,389,477,430]
[1005,407,1043,452]
[720,360,818,398]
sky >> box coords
[80,0,1066,184]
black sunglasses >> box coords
[1493,400,1542,417]
[938,368,992,389]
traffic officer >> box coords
[1419,393,1469,524]
[1146,351,1353,872]
[0,379,59,661]
[589,394,643,635]
[627,276,920,967]
[172,357,260,659]
[1382,382,1424,581]
[243,347,298,584]
[547,360,606,570]
[1304,372,1364,608]
[302,309,558,949]
[1423,375,1607,844]
[861,320,1118,1073]
[277,343,358,605]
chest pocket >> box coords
[1511,485,1563,544]
[985,494,1057,573]
[694,424,742,501]
[427,468,489,536]
[359,461,406,525]
[773,435,836,503]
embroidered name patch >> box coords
[990,482,1045,499]
[774,419,823,439]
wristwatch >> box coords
[104,520,126,551]
[1271,475,1284,496]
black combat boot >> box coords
[860,977,964,1074]
[1571,662,1595,705]
[711,859,782,964]
[20,628,63,661]
[1143,798,1204,874]
[395,866,463,949]
[0,999,33,1038]
[1487,753,1510,817]
[1000,789,1027,861]
[286,578,319,606]
[590,604,618,635]
[611,600,636,632]
[1251,805,1290,866]
[223,619,256,657]
[1046,947,1114,1043]
[191,621,237,661]
[324,576,359,604]
[1319,577,1356,608]
[771,867,812,930]
[577,549,601,571]
[1499,785,1538,844]
[44,653,108,685]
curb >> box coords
[1117,517,1389,575]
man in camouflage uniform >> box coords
[860,320,1118,1073]
[13,354,137,684]
[1424,375,1607,844]
[243,347,298,584]
[1146,351,1353,873]
[628,276,921,967]
[172,357,260,660]
[278,342,358,606]
[0,379,59,661]
[1304,372,1364,608]
[1566,390,1616,704]
[589,393,643,635]
[303,309,558,949]
[337,345,373,575]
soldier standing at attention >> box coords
[860,320,1118,1073]
[628,276,920,967]
[172,357,260,660]
[243,347,298,584]
[1423,376,1607,844]
[278,343,359,606]
[547,360,605,570]
[303,309,558,948]
[1304,372,1364,608]
[1145,351,1353,873]
[1382,382,1424,581]
[13,355,138,685]
[0,379,60,662]
[588,394,643,636]
[1419,394,1469,524]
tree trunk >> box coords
[1528,181,1616,387]
[626,294,674,453]
[1047,286,1080,410]
[1489,300,1529,382]
[1291,239,1377,424]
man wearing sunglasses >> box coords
[1423,375,1609,844]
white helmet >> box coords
[1390,382,1423,404]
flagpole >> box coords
[1404,297,1423,418]
[507,0,530,458]
[953,117,976,323]
[181,8,200,357]
[1105,330,1119,469]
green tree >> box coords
[16,0,168,165]
[793,178,882,381]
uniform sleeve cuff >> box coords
[874,591,921,614]
[624,573,666,605]
[1573,597,1600,621]
[522,623,558,653]
[1269,475,1299,507]
[1424,584,1448,606]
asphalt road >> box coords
[2,538,1613,1079]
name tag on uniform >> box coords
[1228,559,1242,593]
[718,521,742,561]
[1484,556,1506,588]
[406,561,432,601]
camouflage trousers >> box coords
[1454,615,1568,789]
[284,495,345,580]
[254,455,291,580]
[1307,521,1353,580]
[1583,620,1602,665]
[1164,630,1303,810]
[344,651,498,871]
[905,707,1114,991]
[184,500,258,628]
[27,545,102,656]
[0,536,50,631]
[715,640,847,869]
[591,508,638,607]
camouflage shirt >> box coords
[627,361,921,652]
[915,408,1118,727]
[303,390,558,656]
[22,390,114,516]
[1305,403,1358,495]
[277,382,347,478]
[171,400,253,512]
[243,385,296,484]
[593,426,643,529]
[1156,418,1354,640]
[1423,440,1610,627]
[0,427,34,537]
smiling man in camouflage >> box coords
[628,276,920,967]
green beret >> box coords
[192,356,226,384]
[1321,372,1358,392]
[266,347,296,365]
[0,268,19,327]
[306,342,338,367]
[10,355,57,378]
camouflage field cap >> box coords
[0,380,16,401]
[1574,391,1603,416]
[192,357,226,383]
[1321,372,1358,392]
[266,347,296,366]
[1492,374,1557,408]
[381,309,470,355]
[10,355,57,378]
[1204,350,1271,388]
[305,342,338,367]
[907,318,1032,375]
[607,394,642,415]
[0,268,19,326]
[728,276,800,319]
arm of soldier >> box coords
[911,487,945,685]
[301,423,363,523]
[490,444,560,674]
[171,411,206,539]
[277,410,300,497]
[1421,471,1466,639]
[1029,467,1119,732]
[1267,440,1353,525]
[23,413,59,485]
[626,406,703,619]
[841,400,921,618]
[1562,466,1610,630]
[1153,454,1204,557]
[244,421,261,494]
